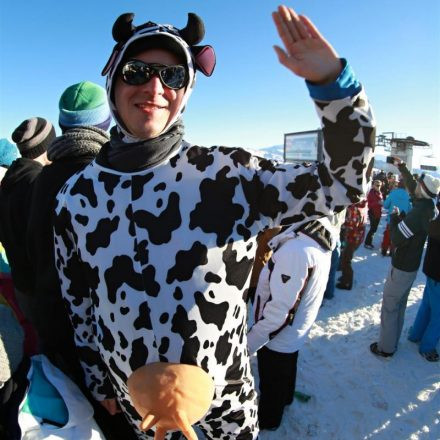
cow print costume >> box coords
[53,12,375,440]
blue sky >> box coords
[1,1,439,155]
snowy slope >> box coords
[255,219,439,440]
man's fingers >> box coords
[278,5,302,42]
[286,7,309,40]
[299,15,323,40]
[141,413,158,431]
[272,11,295,52]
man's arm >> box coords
[53,198,115,404]
[392,157,417,195]
[251,6,375,230]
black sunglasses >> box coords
[120,60,187,90]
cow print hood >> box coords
[102,12,216,142]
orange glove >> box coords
[127,362,215,440]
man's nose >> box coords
[141,74,164,94]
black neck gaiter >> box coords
[96,120,184,172]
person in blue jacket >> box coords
[381,179,412,256]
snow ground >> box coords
[256,220,440,440]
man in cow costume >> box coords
[54,5,375,439]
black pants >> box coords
[365,211,380,246]
[257,346,299,429]
[0,357,30,440]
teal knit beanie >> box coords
[0,138,21,167]
[58,81,111,131]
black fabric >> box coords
[0,357,30,440]
[26,155,96,357]
[26,126,108,368]
[339,242,357,287]
[96,121,184,172]
[295,219,333,251]
[0,158,43,293]
[423,215,440,281]
[390,198,435,272]
[257,346,299,430]
[365,211,380,246]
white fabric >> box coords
[18,354,105,440]
[248,233,331,354]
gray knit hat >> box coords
[11,117,56,159]
[0,305,24,386]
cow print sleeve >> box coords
[53,196,115,402]
[254,87,375,228]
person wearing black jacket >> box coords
[25,81,136,440]
[0,118,54,326]
[370,160,440,358]
[408,214,440,361]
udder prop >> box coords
[127,362,215,440]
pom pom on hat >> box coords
[59,81,112,131]
[11,118,56,159]
[0,138,20,167]
[418,174,440,199]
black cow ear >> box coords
[113,13,136,43]
[179,13,205,46]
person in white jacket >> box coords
[248,218,334,430]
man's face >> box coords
[114,49,185,140]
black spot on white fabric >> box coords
[98,172,120,196]
[131,173,154,201]
[86,216,120,255]
[237,224,251,241]
[190,166,244,246]
[154,182,166,192]
[239,174,264,228]
[167,241,208,283]
[133,302,152,331]
[141,265,160,297]
[118,331,128,349]
[215,331,232,366]
[173,286,183,300]
[186,146,214,171]
[259,184,287,220]
[107,200,115,214]
[222,242,253,290]
[171,305,200,365]
[204,272,221,283]
[134,239,149,265]
[194,291,229,330]
[286,173,321,200]
[70,174,98,208]
[75,214,89,226]
[129,337,149,371]
[97,316,115,351]
[104,255,144,304]
[132,192,181,245]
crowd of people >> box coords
[0,4,438,440]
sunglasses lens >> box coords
[160,66,186,89]
[121,61,187,89]
[122,61,151,85]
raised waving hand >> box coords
[273,5,342,84]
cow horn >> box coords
[112,13,136,43]
[179,13,205,45]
